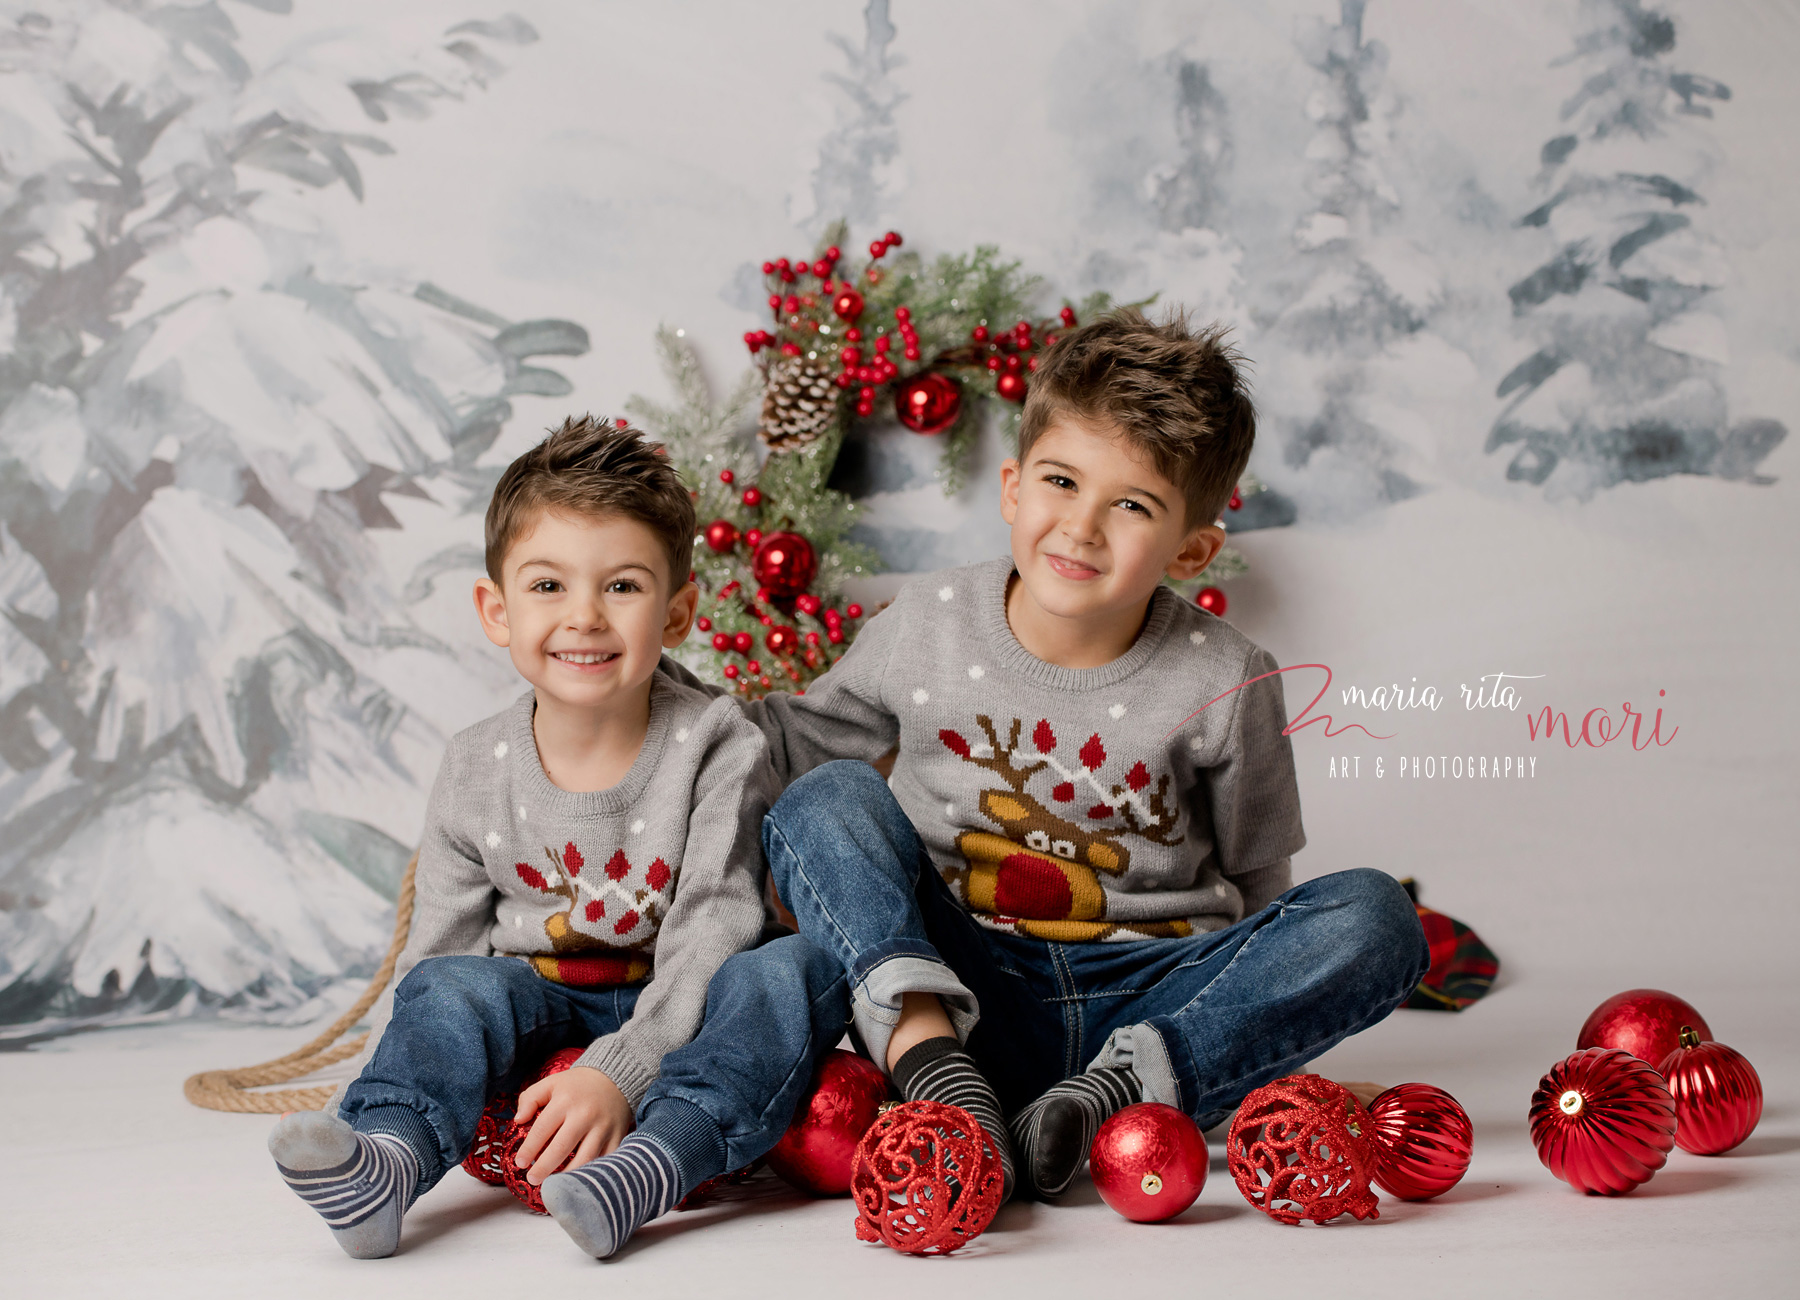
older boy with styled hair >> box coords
[748,309,1430,1200]
[268,417,846,1259]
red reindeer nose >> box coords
[995,852,1074,920]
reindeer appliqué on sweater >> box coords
[513,841,673,986]
[939,716,1190,942]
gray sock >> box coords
[270,1111,418,1259]
[541,1132,684,1259]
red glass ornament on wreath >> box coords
[751,531,818,598]
[1529,1047,1676,1195]
[894,372,963,435]
[703,519,739,554]
[1658,1027,1762,1155]
[1089,1102,1207,1222]
[1226,1074,1380,1225]
[764,1049,891,1195]
[850,1099,1002,1255]
[1195,586,1227,616]
[1576,988,1710,1068]
[1366,1083,1473,1200]
[461,1047,586,1212]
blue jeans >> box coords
[339,935,849,1195]
[764,761,1430,1128]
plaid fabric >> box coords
[1400,878,1499,1011]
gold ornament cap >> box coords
[1140,1172,1163,1196]
[1558,1089,1585,1117]
[1679,1025,1702,1049]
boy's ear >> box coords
[999,457,1021,525]
[662,579,700,649]
[473,577,511,648]
[1166,523,1226,582]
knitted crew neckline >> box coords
[509,673,676,820]
[977,556,1184,693]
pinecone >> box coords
[758,356,839,451]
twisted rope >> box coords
[182,853,417,1114]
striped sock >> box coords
[1009,1067,1140,1199]
[541,1133,684,1259]
[892,1037,1016,1202]
[270,1111,419,1259]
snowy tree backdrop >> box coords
[1,0,1793,1040]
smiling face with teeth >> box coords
[473,507,698,724]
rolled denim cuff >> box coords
[1088,1021,1180,1111]
[850,944,979,1072]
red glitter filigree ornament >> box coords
[1577,988,1711,1068]
[1529,1047,1677,1195]
[1366,1083,1473,1201]
[1658,1027,1762,1155]
[766,1049,891,1195]
[1226,1074,1380,1225]
[460,1048,586,1213]
[751,530,818,597]
[894,372,963,434]
[850,1100,1003,1255]
[1089,1102,1207,1222]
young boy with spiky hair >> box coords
[268,417,846,1259]
[747,309,1430,1201]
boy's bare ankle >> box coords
[885,992,957,1072]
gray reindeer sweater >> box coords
[748,557,1306,941]
[351,667,774,1107]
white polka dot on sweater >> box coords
[513,915,523,928]
[938,586,954,601]
[913,688,929,704]
[517,805,528,820]
[968,665,984,679]
[675,728,689,743]
[631,820,645,834]
[1189,631,1206,645]
[1108,703,1127,719]
[485,832,501,849]
[494,741,508,759]
[945,802,956,818]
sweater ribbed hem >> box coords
[637,1098,729,1196]
[975,557,1185,692]
[574,1040,657,1109]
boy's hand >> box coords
[512,1065,633,1185]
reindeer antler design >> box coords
[1111,770,1183,846]
[939,715,1047,791]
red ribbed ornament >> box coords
[1658,1026,1762,1155]
[1226,1074,1380,1225]
[1366,1083,1473,1201]
[1529,1047,1676,1195]
[894,372,962,434]
[486,1048,586,1213]
[1089,1102,1207,1222]
[850,1100,1002,1255]
[765,1049,891,1195]
[1576,988,1711,1068]
[751,530,818,598]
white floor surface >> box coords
[4,974,1795,1300]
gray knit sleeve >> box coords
[741,593,903,784]
[332,735,497,1114]
[1208,645,1307,882]
[574,702,774,1105]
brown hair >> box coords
[1018,307,1256,527]
[485,415,695,589]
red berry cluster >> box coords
[970,305,1078,405]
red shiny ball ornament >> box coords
[711,633,730,652]
[832,288,865,322]
[741,487,763,508]
[1195,586,1227,615]
[894,372,963,435]
[995,372,1027,403]
[1658,1027,1762,1155]
[1367,1083,1474,1201]
[752,530,818,597]
[732,631,753,654]
[851,1100,1002,1255]
[765,625,800,656]
[494,1048,586,1213]
[1089,1103,1207,1222]
[766,1050,891,1195]
[1226,1074,1380,1225]
[703,519,739,554]
[1529,1047,1677,1195]
[1577,989,1711,1069]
